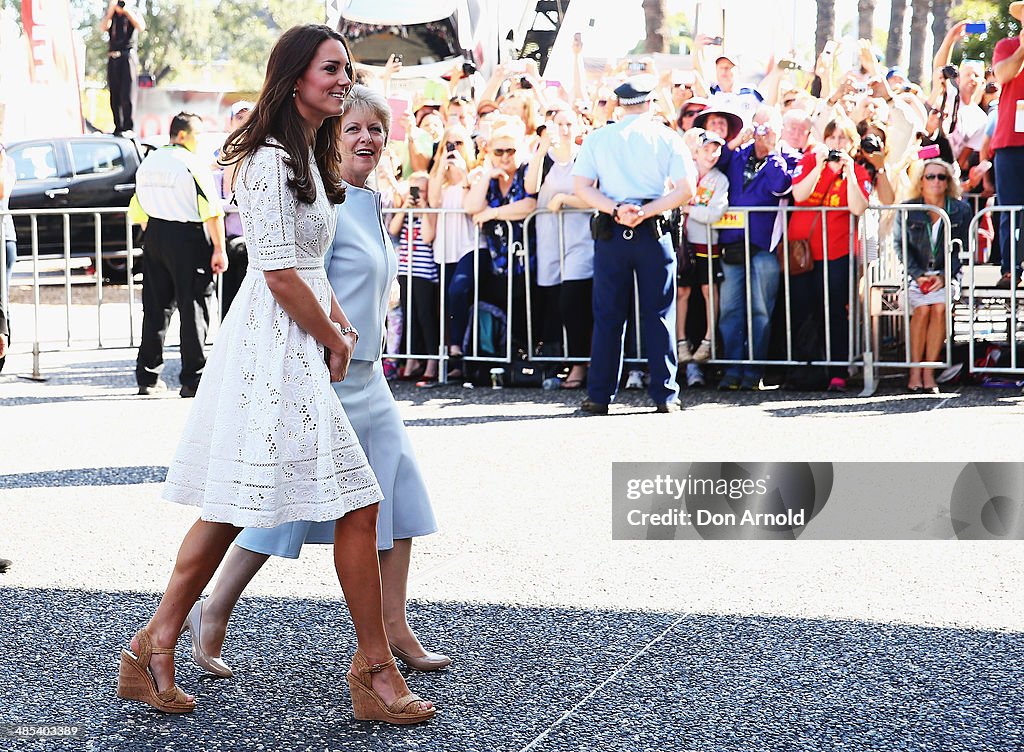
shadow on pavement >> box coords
[0,589,1020,751]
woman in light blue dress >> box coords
[180,86,447,677]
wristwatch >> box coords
[339,325,359,343]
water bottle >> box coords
[542,377,561,391]
[489,367,505,389]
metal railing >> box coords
[5,201,1012,390]
[965,205,1024,375]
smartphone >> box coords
[509,60,527,74]
[445,141,456,153]
[918,144,941,160]
[409,185,421,202]
[627,61,647,73]
[965,21,988,34]
[573,32,582,44]
[778,59,803,71]
[708,36,723,46]
[393,53,403,64]
[823,40,837,55]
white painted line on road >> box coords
[517,614,689,752]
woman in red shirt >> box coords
[787,118,872,391]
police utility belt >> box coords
[591,201,673,242]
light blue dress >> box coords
[234,182,437,555]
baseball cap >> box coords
[230,100,254,118]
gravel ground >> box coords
[1,347,1022,751]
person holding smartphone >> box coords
[896,158,973,393]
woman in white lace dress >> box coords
[116,25,434,724]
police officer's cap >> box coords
[613,76,657,106]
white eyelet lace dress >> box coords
[162,142,383,528]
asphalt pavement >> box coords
[1,347,1022,752]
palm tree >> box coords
[858,0,877,41]
[815,0,836,59]
[642,0,667,54]
[908,0,932,85]
[931,0,953,59]
[886,0,909,67]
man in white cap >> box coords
[992,2,1024,287]
[692,34,779,123]
[573,75,696,414]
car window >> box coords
[8,144,66,181]
[70,141,124,177]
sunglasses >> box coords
[673,83,694,89]
[923,173,949,182]
[597,99,608,107]
[783,99,796,107]
[492,147,516,157]
[681,109,701,118]
[446,141,465,148]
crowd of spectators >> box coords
[349,17,1017,394]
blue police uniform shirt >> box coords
[572,113,696,202]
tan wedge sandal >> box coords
[116,628,197,714]
[346,650,435,724]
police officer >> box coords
[129,112,227,397]
[573,76,696,413]
[99,0,146,136]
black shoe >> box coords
[654,400,681,413]
[579,397,609,415]
[137,380,167,396]
[179,383,199,398]
[0,558,11,573]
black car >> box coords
[6,134,145,277]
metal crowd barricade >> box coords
[2,206,139,379]
[966,205,1024,375]
[380,206,518,384]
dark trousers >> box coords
[994,146,1024,277]
[535,284,563,353]
[220,236,248,318]
[588,225,677,405]
[136,219,214,388]
[788,256,851,379]
[107,52,137,134]
[560,278,593,359]
[397,274,440,357]
[449,250,532,351]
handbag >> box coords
[721,242,746,265]
[782,168,840,276]
[674,209,695,275]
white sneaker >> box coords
[677,340,693,363]
[692,338,713,363]
[686,362,705,387]
[625,369,644,390]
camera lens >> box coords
[827,149,842,162]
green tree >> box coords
[953,0,1021,64]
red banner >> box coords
[20,0,84,135]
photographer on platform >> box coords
[99,0,146,136]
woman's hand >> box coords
[327,328,356,382]
[547,193,566,212]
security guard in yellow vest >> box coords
[129,112,226,397]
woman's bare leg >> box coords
[201,545,271,658]
[379,538,426,655]
[334,506,431,711]
[923,303,947,388]
[134,519,240,699]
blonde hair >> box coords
[824,117,860,155]
[339,85,392,139]
[905,158,962,201]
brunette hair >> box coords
[220,24,354,205]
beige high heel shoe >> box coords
[179,599,233,678]
[389,642,452,672]
[347,650,435,724]
[116,628,196,713]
